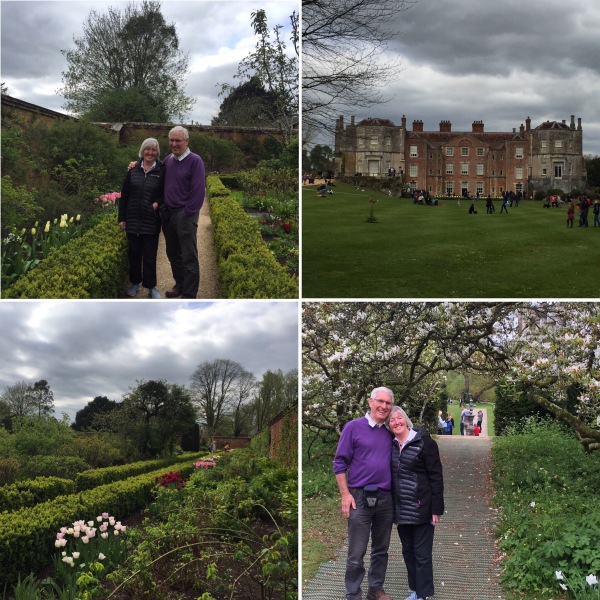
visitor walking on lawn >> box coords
[388,405,444,600]
[333,387,395,600]
[118,137,165,299]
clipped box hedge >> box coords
[0,459,199,587]
[75,451,206,491]
[2,213,128,299]
[0,476,75,513]
[207,176,298,299]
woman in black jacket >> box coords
[388,406,444,600]
[118,138,165,298]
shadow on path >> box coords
[302,435,505,600]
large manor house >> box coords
[334,114,587,197]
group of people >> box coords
[566,196,600,227]
[117,126,206,300]
[333,387,444,600]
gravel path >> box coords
[127,197,220,299]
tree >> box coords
[251,369,298,432]
[58,1,194,121]
[28,380,54,417]
[1,381,38,418]
[85,86,169,123]
[189,359,248,436]
[231,370,256,437]
[302,0,412,133]
[221,9,298,143]
[119,380,196,458]
[584,154,600,187]
[307,144,334,174]
[73,396,118,431]
[212,76,283,128]
[303,302,517,437]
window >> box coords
[385,135,391,147]
[358,137,365,148]
[554,164,563,178]
[461,147,469,156]
[446,163,454,174]
[515,167,523,179]
[461,162,469,175]
[410,145,418,157]
[445,182,454,196]
[516,183,523,193]
[515,147,524,159]
[542,168,548,176]
[446,147,454,157]
[409,164,418,177]
[541,139,547,149]
[555,139,563,149]
[477,147,484,156]
[476,182,484,195]
[476,163,484,176]
[370,136,378,146]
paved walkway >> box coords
[302,434,505,600]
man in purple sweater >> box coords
[163,126,206,299]
[333,387,395,600]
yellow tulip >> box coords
[31,228,36,236]
[45,221,51,233]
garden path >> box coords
[302,435,506,600]
[128,197,220,299]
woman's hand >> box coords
[119,221,126,230]
[431,514,440,525]
[152,202,159,211]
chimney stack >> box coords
[439,120,452,132]
[413,119,424,132]
[472,120,484,133]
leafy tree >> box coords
[85,86,169,123]
[58,1,194,121]
[584,154,600,187]
[189,133,244,173]
[28,380,54,417]
[302,0,412,134]
[222,9,298,143]
[189,359,250,436]
[307,144,334,174]
[213,76,283,128]
[72,395,118,431]
[118,380,196,458]
[231,370,256,437]
[251,369,298,432]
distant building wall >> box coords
[335,113,588,196]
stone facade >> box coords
[334,114,587,196]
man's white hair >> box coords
[370,386,394,402]
[169,125,189,140]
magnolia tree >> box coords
[302,302,600,452]
[302,302,518,436]
[510,303,600,452]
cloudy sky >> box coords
[0,301,299,422]
[1,0,297,125]
[318,0,600,155]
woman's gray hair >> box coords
[370,386,394,402]
[139,138,160,158]
[386,405,414,429]
[169,125,189,140]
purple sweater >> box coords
[164,151,205,215]
[333,416,393,491]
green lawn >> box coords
[301,183,599,298]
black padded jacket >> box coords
[118,159,165,236]
[391,427,444,525]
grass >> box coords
[302,183,600,298]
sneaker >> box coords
[367,589,393,600]
[126,283,140,297]
[149,287,161,299]
[404,593,417,600]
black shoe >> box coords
[165,286,182,298]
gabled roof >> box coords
[358,117,395,127]
[537,120,570,130]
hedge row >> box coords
[0,476,75,513]
[1,212,128,298]
[75,451,206,492]
[208,176,298,299]
[0,459,199,587]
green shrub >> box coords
[0,176,43,236]
[0,476,75,512]
[208,176,298,299]
[493,419,600,597]
[2,212,128,298]
[19,455,90,481]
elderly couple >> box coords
[334,387,445,600]
[117,126,205,300]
